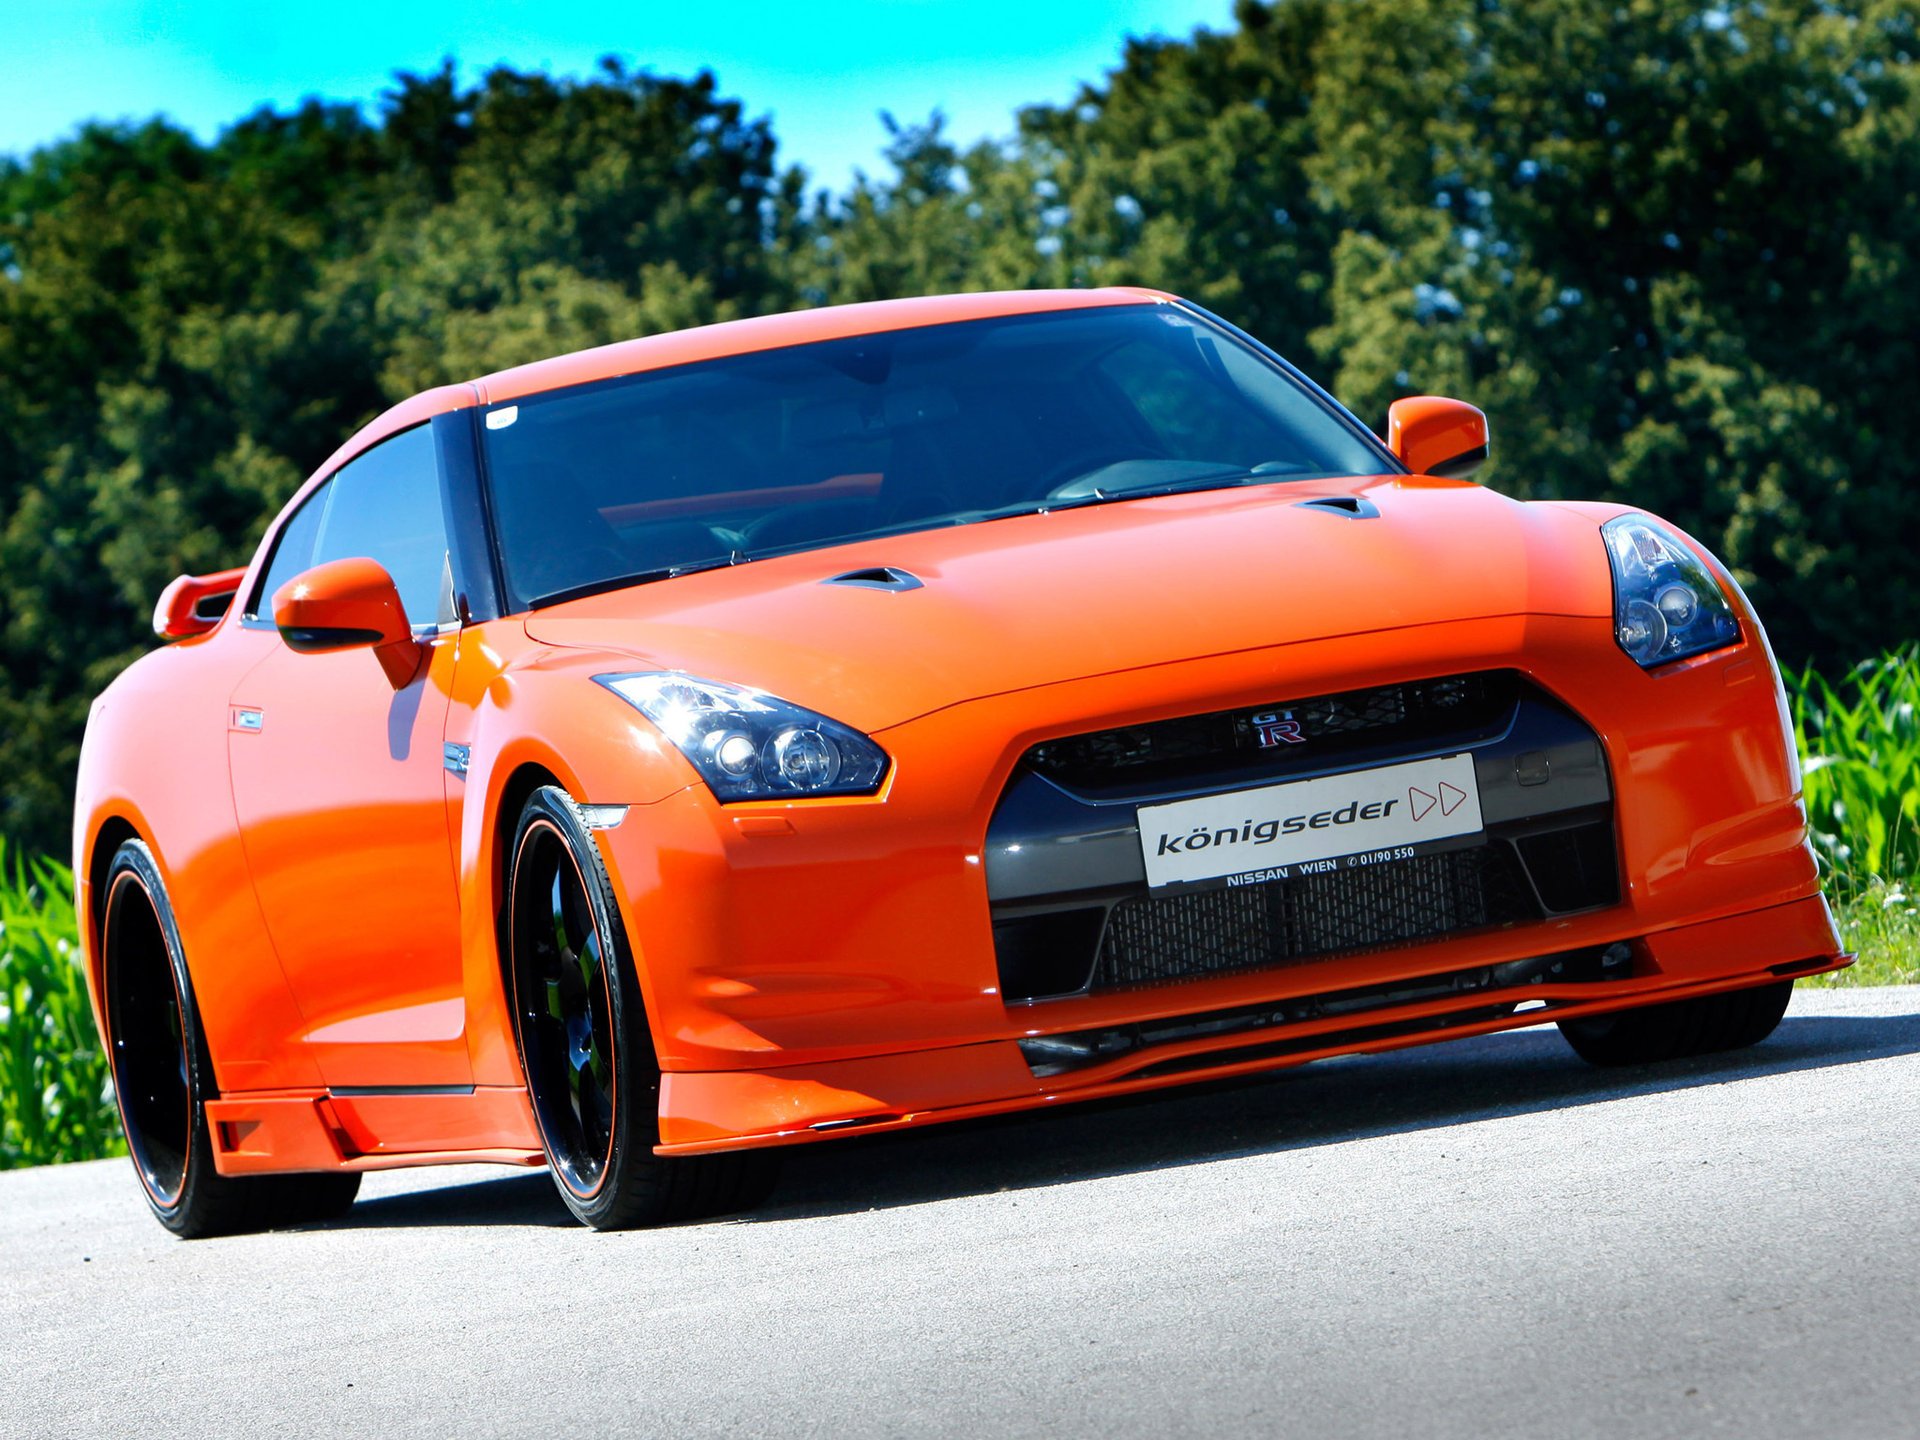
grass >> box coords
[1789,646,1920,903]
[1787,646,1920,987]
[1821,882,1920,987]
[0,842,122,1169]
[0,648,1915,1169]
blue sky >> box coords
[0,1,1238,187]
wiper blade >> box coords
[978,472,1270,523]
[526,551,750,609]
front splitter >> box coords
[654,893,1846,1155]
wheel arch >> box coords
[483,755,686,1084]
[489,759,567,956]
[456,655,699,1087]
[80,812,146,1018]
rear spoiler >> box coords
[153,567,248,640]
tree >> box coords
[0,64,795,853]
[1,8,1916,855]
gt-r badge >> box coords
[1251,711,1304,747]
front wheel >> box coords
[101,839,360,1237]
[505,786,778,1229]
[1557,979,1795,1067]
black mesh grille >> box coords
[1093,843,1540,992]
[1026,672,1514,793]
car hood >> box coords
[523,477,1615,734]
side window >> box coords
[310,426,452,630]
[246,481,331,620]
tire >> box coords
[1557,979,1795,1067]
[101,839,361,1237]
[504,786,780,1229]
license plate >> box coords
[1137,753,1484,892]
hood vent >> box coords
[823,566,923,592]
[1295,495,1380,520]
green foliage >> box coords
[3,8,1919,859]
[1789,647,1920,900]
[0,63,794,855]
[0,844,121,1169]
[1297,0,1920,672]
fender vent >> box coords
[824,566,923,592]
[1294,495,1379,519]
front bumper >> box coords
[583,614,1841,1154]
[653,895,1845,1153]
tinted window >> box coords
[247,425,451,629]
[480,306,1388,609]
[314,426,451,628]
[247,482,331,619]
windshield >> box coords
[480,304,1391,608]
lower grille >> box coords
[1096,842,1540,993]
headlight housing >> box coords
[1602,515,1742,668]
[595,672,890,801]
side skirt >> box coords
[204,1085,543,1175]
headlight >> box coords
[1601,515,1741,668]
[595,672,890,801]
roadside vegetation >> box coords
[1791,648,1920,988]
[0,843,121,1170]
[0,650,1913,1171]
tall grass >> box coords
[1789,645,1920,900]
[0,843,121,1169]
[1788,646,1920,985]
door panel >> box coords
[228,637,466,1086]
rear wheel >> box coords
[505,786,779,1229]
[101,839,360,1237]
[1557,980,1794,1067]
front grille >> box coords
[1093,842,1540,992]
[1025,671,1514,793]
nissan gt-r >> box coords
[73,288,1846,1233]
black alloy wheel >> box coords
[103,863,192,1209]
[508,813,619,1199]
[505,786,780,1229]
[101,839,360,1237]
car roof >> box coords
[311,287,1173,482]
[474,286,1172,402]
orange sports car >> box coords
[74,289,1846,1234]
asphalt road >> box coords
[3,985,1917,1440]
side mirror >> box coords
[1386,396,1490,479]
[152,567,247,640]
[272,557,426,690]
